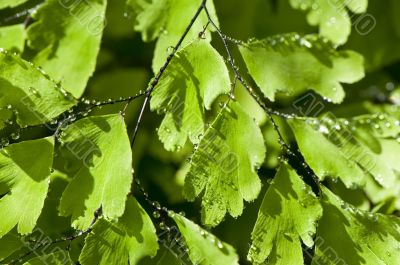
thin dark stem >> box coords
[203,6,321,192]
[52,93,144,138]
[6,207,102,265]
[203,6,290,148]
[0,4,40,26]
[130,0,208,148]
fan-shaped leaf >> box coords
[289,0,368,44]
[79,197,158,265]
[121,0,220,71]
[313,187,400,264]
[184,101,265,226]
[288,116,398,188]
[150,40,230,151]
[239,34,364,103]
[0,51,76,127]
[0,137,54,237]
[170,212,239,265]
[248,163,322,265]
[126,0,169,42]
[58,114,133,230]
[27,0,107,97]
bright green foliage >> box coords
[0,25,25,53]
[24,251,73,265]
[79,197,158,265]
[0,137,54,237]
[1,0,400,264]
[135,0,219,71]
[288,118,366,188]
[239,34,364,103]
[289,0,368,44]
[27,0,107,97]
[170,212,239,265]
[0,0,28,9]
[313,187,400,264]
[0,51,76,126]
[289,116,399,188]
[58,115,133,230]
[184,101,265,226]
[248,163,322,265]
[126,0,169,42]
[150,40,230,151]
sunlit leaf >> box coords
[150,40,230,151]
[79,197,158,265]
[289,0,368,44]
[239,34,364,103]
[0,25,25,52]
[0,51,76,126]
[0,0,29,9]
[184,101,265,226]
[170,212,239,265]
[313,187,400,264]
[288,115,399,188]
[126,0,169,42]
[248,163,322,264]
[150,0,219,71]
[58,114,133,230]
[0,137,54,237]
[27,0,107,97]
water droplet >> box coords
[29,87,40,97]
[318,124,329,134]
[300,38,312,48]
[217,240,223,249]
[153,211,161,219]
[153,201,161,210]
[11,132,20,140]
[159,222,167,230]
[327,16,336,26]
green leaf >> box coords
[27,0,107,97]
[150,40,230,151]
[184,101,265,226]
[0,137,54,237]
[0,230,25,260]
[126,0,169,42]
[0,51,76,126]
[288,116,398,188]
[79,197,158,265]
[0,0,29,9]
[0,25,26,53]
[289,0,368,44]
[239,34,365,103]
[150,0,219,71]
[313,187,400,264]
[139,245,184,265]
[58,114,133,230]
[170,212,239,265]
[24,251,73,265]
[288,118,366,188]
[248,163,322,265]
